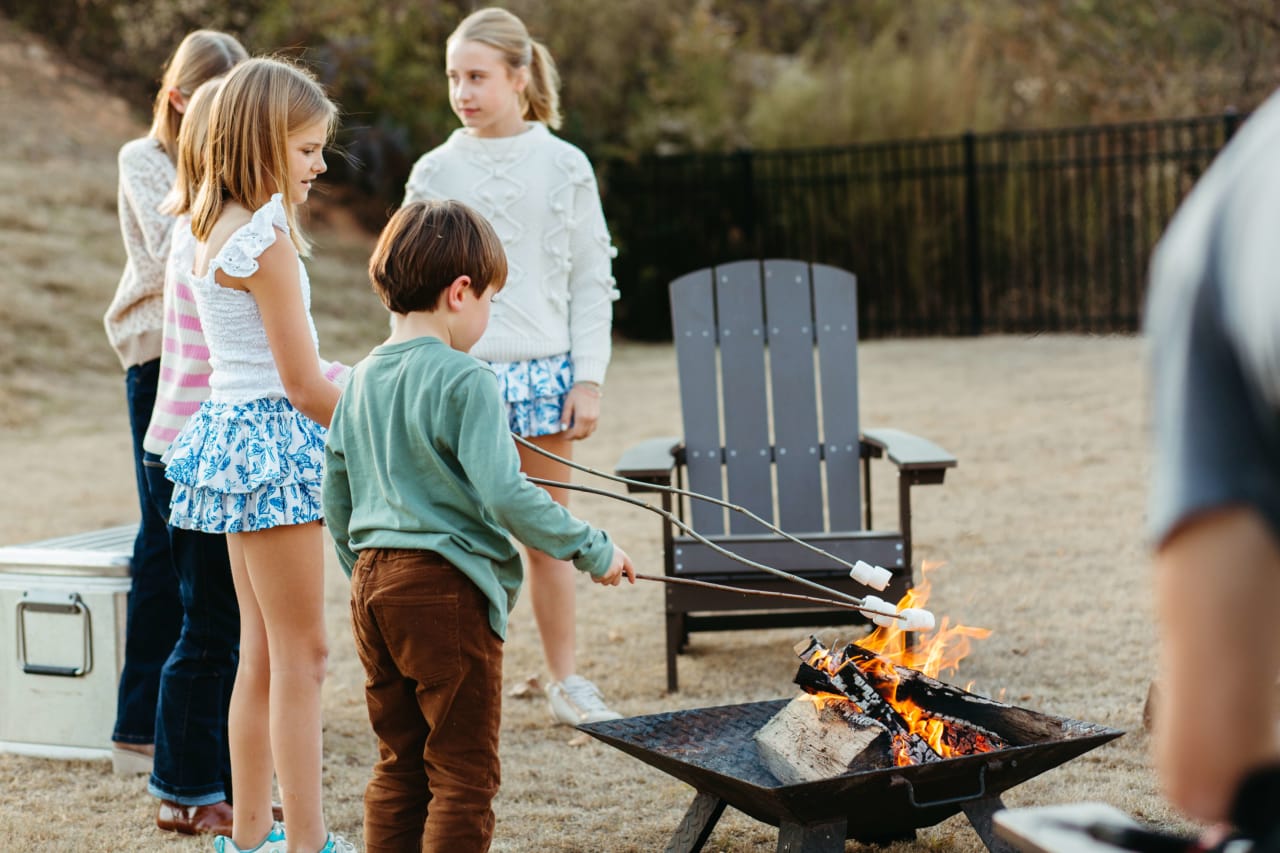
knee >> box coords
[275,639,329,684]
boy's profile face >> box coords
[453,281,496,353]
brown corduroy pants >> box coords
[349,548,504,853]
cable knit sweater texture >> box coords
[402,122,619,386]
[105,136,175,370]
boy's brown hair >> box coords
[370,200,508,313]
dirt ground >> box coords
[0,333,1189,852]
[0,13,1190,853]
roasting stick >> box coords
[633,573,882,616]
[513,434,895,592]
[526,474,919,625]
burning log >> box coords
[753,696,893,784]
[794,641,942,766]
[792,636,1009,766]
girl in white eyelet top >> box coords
[161,58,355,853]
[402,7,624,726]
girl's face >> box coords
[285,117,329,204]
[446,39,528,138]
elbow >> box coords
[283,377,336,428]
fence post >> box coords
[963,130,983,335]
[734,147,758,257]
[1223,107,1241,142]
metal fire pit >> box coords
[579,697,1121,853]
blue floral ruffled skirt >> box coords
[163,397,327,533]
[488,353,573,437]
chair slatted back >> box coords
[669,260,863,537]
[765,260,825,531]
[813,264,862,530]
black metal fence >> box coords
[601,112,1243,340]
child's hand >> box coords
[560,383,602,440]
[593,545,636,586]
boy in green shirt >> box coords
[322,200,634,852]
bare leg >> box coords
[233,522,330,853]
[517,432,577,682]
[1154,507,1280,822]
[225,534,275,849]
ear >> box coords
[445,275,473,310]
[167,87,188,115]
[513,65,529,94]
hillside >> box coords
[0,14,383,428]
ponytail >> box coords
[524,40,561,129]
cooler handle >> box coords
[16,590,93,677]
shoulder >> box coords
[442,353,498,395]
[534,126,591,162]
[538,131,598,185]
[411,132,467,169]
[206,196,295,281]
[118,137,170,171]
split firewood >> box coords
[754,695,893,784]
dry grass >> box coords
[0,15,1191,853]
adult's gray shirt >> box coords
[1146,89,1280,547]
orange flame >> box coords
[856,561,991,679]
[807,562,994,765]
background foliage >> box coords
[7,0,1280,337]
[10,0,1280,173]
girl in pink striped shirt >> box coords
[138,77,252,840]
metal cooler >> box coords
[0,524,135,759]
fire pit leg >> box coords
[664,790,727,853]
[776,818,848,852]
[962,796,1020,853]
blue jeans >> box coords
[142,454,239,805]
[114,360,183,747]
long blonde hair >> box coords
[148,30,247,163]
[191,57,337,257]
[161,76,224,217]
[448,8,561,130]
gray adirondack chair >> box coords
[615,260,957,692]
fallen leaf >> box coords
[508,674,542,699]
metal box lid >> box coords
[0,525,135,578]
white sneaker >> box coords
[546,675,622,725]
[213,822,287,853]
[318,833,358,853]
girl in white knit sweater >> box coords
[403,7,622,726]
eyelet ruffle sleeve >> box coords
[208,194,290,280]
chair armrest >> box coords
[614,436,681,492]
[862,427,957,474]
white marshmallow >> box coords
[849,560,893,591]
[897,608,936,631]
[860,595,899,627]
